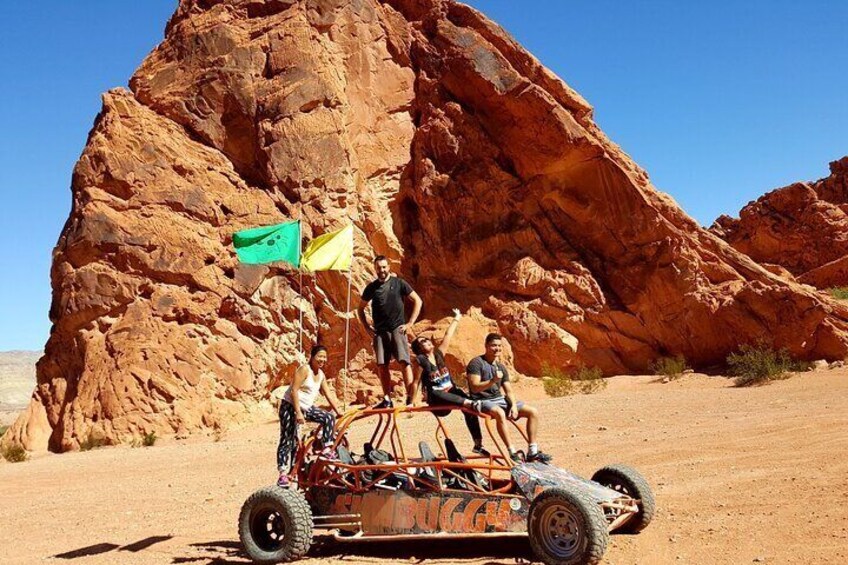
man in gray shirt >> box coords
[466,333,551,463]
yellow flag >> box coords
[301,224,354,272]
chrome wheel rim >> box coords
[538,503,583,558]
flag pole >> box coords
[297,219,303,360]
[342,229,352,412]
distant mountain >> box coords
[0,350,39,411]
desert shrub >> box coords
[2,443,28,463]
[542,364,575,397]
[651,355,688,379]
[728,343,810,387]
[79,432,107,451]
[828,287,848,300]
[0,425,8,437]
[574,366,607,394]
[542,364,606,397]
[130,431,157,448]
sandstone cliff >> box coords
[9,0,848,452]
[712,157,848,288]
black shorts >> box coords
[373,326,411,365]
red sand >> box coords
[2,371,847,564]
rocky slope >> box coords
[712,157,848,288]
[9,0,848,452]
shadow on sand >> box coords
[54,536,173,559]
[172,535,533,564]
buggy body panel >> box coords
[309,485,529,535]
[512,462,626,504]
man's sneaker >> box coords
[319,446,337,459]
[510,450,525,463]
[472,445,491,457]
[373,397,393,409]
[276,473,291,488]
[526,450,553,464]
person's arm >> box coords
[320,374,342,416]
[437,309,462,355]
[357,299,375,337]
[502,379,519,420]
[290,366,308,424]
[466,359,501,394]
[405,291,423,330]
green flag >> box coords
[232,220,301,266]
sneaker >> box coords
[510,450,525,464]
[319,446,337,459]
[373,397,394,409]
[526,450,553,464]
[472,445,491,457]
[276,473,291,487]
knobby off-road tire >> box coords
[528,487,609,565]
[239,486,313,563]
[591,464,656,533]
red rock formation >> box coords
[712,157,848,288]
[9,0,848,452]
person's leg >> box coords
[401,362,418,405]
[392,327,417,405]
[373,333,393,399]
[517,403,551,462]
[304,406,336,447]
[517,403,537,444]
[487,406,513,454]
[276,402,297,480]
[376,363,393,397]
[429,388,472,406]
[429,388,483,447]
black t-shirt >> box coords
[361,276,413,333]
[417,351,454,397]
[466,355,509,400]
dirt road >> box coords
[2,371,847,564]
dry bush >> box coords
[133,431,157,448]
[0,425,7,437]
[542,364,606,397]
[2,443,28,463]
[728,343,810,387]
[651,355,689,380]
[79,432,108,451]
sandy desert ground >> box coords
[2,370,847,565]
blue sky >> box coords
[1,1,846,352]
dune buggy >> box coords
[239,404,655,565]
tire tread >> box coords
[238,486,313,563]
[591,464,656,533]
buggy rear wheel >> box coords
[528,487,609,565]
[239,486,313,563]
[591,464,656,533]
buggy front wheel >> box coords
[238,486,313,563]
[528,486,609,565]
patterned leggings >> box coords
[277,400,336,472]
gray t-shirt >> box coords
[466,355,509,400]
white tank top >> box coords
[283,365,324,408]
